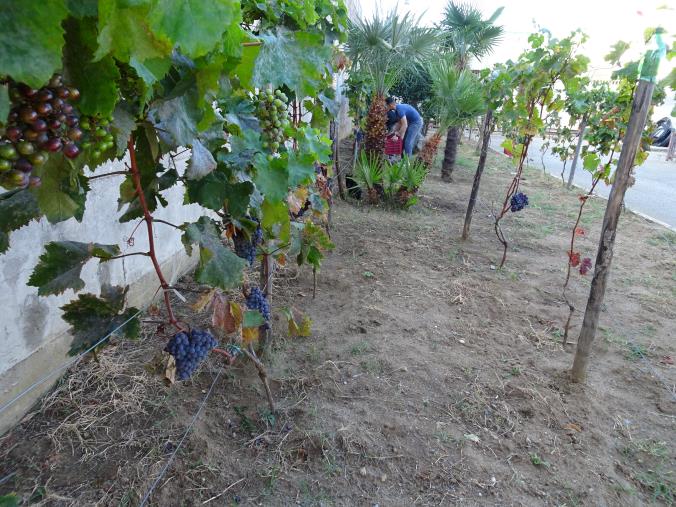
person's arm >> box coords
[397,116,408,138]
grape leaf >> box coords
[129,56,172,86]
[31,155,88,224]
[148,92,200,147]
[232,44,260,89]
[261,198,290,243]
[61,285,140,356]
[296,126,332,164]
[582,152,600,172]
[95,0,171,63]
[66,0,98,18]
[186,139,217,180]
[218,129,264,167]
[0,84,9,124]
[242,326,259,345]
[0,0,68,88]
[0,493,19,507]
[28,241,120,296]
[253,153,289,202]
[185,171,253,215]
[0,190,41,254]
[182,216,246,290]
[63,18,120,117]
[253,28,331,97]
[223,181,254,218]
[287,151,317,188]
[111,104,137,156]
[185,170,230,210]
[148,0,240,59]
[243,310,265,328]
[212,296,242,335]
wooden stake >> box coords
[462,109,493,240]
[571,80,655,382]
[566,114,587,189]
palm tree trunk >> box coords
[364,93,387,158]
[441,126,459,182]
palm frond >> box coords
[429,57,485,129]
[346,9,441,95]
[440,1,504,67]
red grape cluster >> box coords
[0,75,82,189]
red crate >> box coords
[385,135,403,156]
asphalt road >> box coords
[490,133,676,230]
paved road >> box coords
[490,133,676,230]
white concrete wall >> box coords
[0,151,203,434]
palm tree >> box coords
[346,11,439,157]
[420,57,485,171]
[439,2,503,181]
[429,57,485,136]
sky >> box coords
[356,0,675,117]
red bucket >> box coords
[385,135,403,156]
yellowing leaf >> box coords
[213,297,242,335]
[191,288,217,312]
[287,187,308,214]
[242,326,259,345]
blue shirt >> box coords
[395,104,422,125]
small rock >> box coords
[380,473,387,482]
[490,265,496,270]
[360,467,367,476]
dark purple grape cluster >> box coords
[233,218,263,266]
[1,75,82,189]
[246,287,270,328]
[165,328,218,380]
[510,192,529,212]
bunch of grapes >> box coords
[0,75,82,189]
[233,217,263,266]
[255,89,290,152]
[80,115,115,160]
[165,328,218,380]
[510,192,529,212]
[246,287,270,328]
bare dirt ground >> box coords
[1,139,675,506]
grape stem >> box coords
[212,347,236,365]
[153,219,183,230]
[127,134,184,331]
[87,170,129,180]
[242,345,275,412]
[106,251,150,261]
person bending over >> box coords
[385,97,422,156]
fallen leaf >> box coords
[562,422,582,433]
[464,433,480,443]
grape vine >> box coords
[0,0,348,407]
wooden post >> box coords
[462,109,493,240]
[566,114,587,189]
[475,114,488,155]
[571,80,655,382]
[330,120,346,200]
